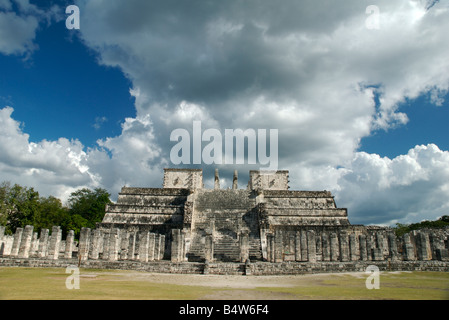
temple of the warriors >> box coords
[1,168,448,275]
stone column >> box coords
[148,233,156,261]
[89,229,102,260]
[48,226,62,260]
[274,229,283,262]
[159,234,166,260]
[387,232,399,261]
[204,231,214,262]
[307,230,316,263]
[416,232,430,261]
[120,231,130,260]
[339,231,349,262]
[78,227,91,261]
[139,231,150,262]
[240,229,250,263]
[30,232,39,257]
[321,232,330,261]
[403,233,416,261]
[0,226,5,239]
[349,233,358,261]
[366,235,375,261]
[38,229,49,258]
[108,228,120,261]
[266,233,274,262]
[330,232,339,261]
[171,229,182,262]
[359,234,367,261]
[64,230,75,259]
[295,231,302,261]
[300,230,308,262]
[10,227,23,257]
[128,231,137,261]
[233,170,238,190]
[214,168,220,189]
[18,225,34,258]
[373,232,384,261]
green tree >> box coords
[68,188,111,233]
[35,195,70,237]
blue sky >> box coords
[1,0,449,226]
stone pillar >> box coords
[108,228,120,261]
[359,234,367,261]
[10,227,23,257]
[307,230,316,262]
[416,232,430,261]
[339,231,349,262]
[148,233,156,261]
[233,170,238,190]
[78,227,91,261]
[330,232,339,261]
[403,233,416,261]
[139,231,150,262]
[373,231,384,261]
[0,226,4,239]
[321,232,330,261]
[159,234,166,260]
[128,232,137,261]
[274,229,283,262]
[48,226,62,260]
[295,231,302,261]
[300,230,308,262]
[366,235,374,261]
[214,168,220,189]
[120,232,130,260]
[387,232,399,261]
[89,229,102,260]
[38,229,49,258]
[204,231,214,262]
[18,225,34,258]
[240,229,250,263]
[267,233,275,262]
[349,233,358,261]
[171,229,182,263]
[30,232,39,257]
[64,230,75,259]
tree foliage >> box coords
[0,181,111,239]
[393,215,449,237]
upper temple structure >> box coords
[1,168,448,275]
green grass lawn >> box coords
[0,267,448,300]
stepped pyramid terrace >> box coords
[1,168,448,275]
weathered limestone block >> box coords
[416,232,431,261]
[128,231,137,261]
[240,229,250,263]
[0,226,4,239]
[204,231,214,262]
[171,229,182,263]
[349,233,358,261]
[321,232,330,261]
[78,227,91,261]
[18,225,34,258]
[330,233,339,261]
[387,232,399,261]
[403,233,416,261]
[108,228,121,261]
[294,231,302,261]
[148,233,156,261]
[159,234,166,260]
[30,232,39,257]
[300,230,308,262]
[64,230,75,259]
[274,230,283,262]
[89,229,103,260]
[38,229,49,258]
[366,235,375,261]
[48,226,62,260]
[339,231,349,262]
[359,234,367,261]
[266,233,275,262]
[307,230,316,262]
[120,231,130,260]
[10,227,23,257]
[138,231,150,262]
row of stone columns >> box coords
[265,229,449,263]
[0,225,167,262]
[78,227,166,262]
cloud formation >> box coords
[0,0,448,225]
